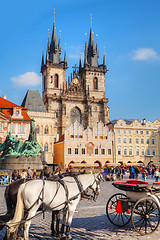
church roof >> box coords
[21,90,47,112]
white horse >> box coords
[6,173,100,240]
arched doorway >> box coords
[94,160,102,168]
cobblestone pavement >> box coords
[0,175,160,240]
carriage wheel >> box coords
[131,197,160,235]
[106,193,131,227]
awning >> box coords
[70,163,99,168]
[125,163,144,166]
[106,163,120,167]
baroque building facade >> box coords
[41,17,110,138]
[112,119,160,165]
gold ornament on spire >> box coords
[53,8,55,24]
[90,14,92,27]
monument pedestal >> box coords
[0,155,43,170]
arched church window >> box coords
[93,77,98,90]
[54,74,59,88]
[44,142,48,152]
[44,126,49,134]
[71,107,81,125]
[51,76,53,83]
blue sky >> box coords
[1,0,160,122]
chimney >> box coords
[3,95,7,99]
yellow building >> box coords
[54,121,115,169]
[112,119,160,165]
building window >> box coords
[129,138,132,144]
[44,143,48,152]
[141,149,145,155]
[44,126,49,134]
[95,148,98,155]
[19,125,24,133]
[140,130,143,135]
[68,148,72,154]
[93,77,98,90]
[135,130,138,134]
[152,149,155,156]
[146,139,150,145]
[117,138,121,144]
[51,76,53,83]
[129,149,132,155]
[123,130,126,135]
[108,149,111,155]
[36,125,39,134]
[123,138,127,144]
[101,149,105,155]
[0,124,2,132]
[135,138,139,144]
[75,148,78,155]
[136,149,139,156]
[152,131,155,136]
[82,148,85,155]
[152,138,155,145]
[9,124,14,133]
[117,129,121,135]
[128,130,131,135]
[141,138,144,144]
[54,74,59,88]
[118,148,121,155]
[146,131,149,135]
[147,148,150,155]
[124,148,127,155]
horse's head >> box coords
[88,173,101,201]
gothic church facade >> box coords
[41,18,110,137]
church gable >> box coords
[65,77,85,98]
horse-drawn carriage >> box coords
[106,180,160,235]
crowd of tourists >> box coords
[101,165,160,182]
[2,165,160,183]
[11,167,64,182]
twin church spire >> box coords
[41,13,106,71]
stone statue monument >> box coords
[0,119,43,170]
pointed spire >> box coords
[84,33,88,66]
[87,14,98,67]
[103,47,106,69]
[68,76,70,86]
[41,51,44,67]
[64,43,67,69]
[79,55,82,71]
[59,30,61,55]
[49,10,60,64]
[96,34,99,58]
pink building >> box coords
[0,95,31,143]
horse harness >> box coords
[24,174,98,215]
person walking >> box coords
[27,167,33,179]
[21,169,27,179]
[155,169,159,182]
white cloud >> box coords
[131,48,159,61]
[11,72,41,87]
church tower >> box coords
[79,17,109,128]
[41,12,67,113]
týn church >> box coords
[22,15,113,168]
